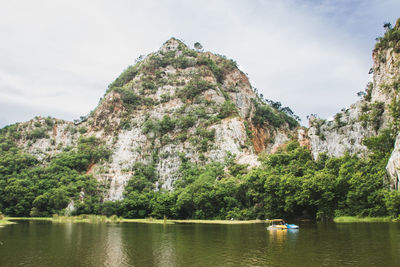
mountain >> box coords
[308,19,400,189]
[1,19,399,220]
[0,38,301,201]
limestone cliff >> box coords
[387,134,400,189]
[308,19,400,188]
[1,38,300,200]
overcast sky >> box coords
[1,0,399,128]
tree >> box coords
[383,22,392,31]
[194,42,203,52]
[357,91,366,97]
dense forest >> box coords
[0,126,398,221]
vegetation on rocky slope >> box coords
[0,129,398,221]
[1,27,399,222]
[0,135,110,217]
[375,18,400,53]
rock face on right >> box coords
[387,134,400,189]
[308,19,400,188]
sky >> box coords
[1,0,399,128]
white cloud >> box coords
[0,0,399,127]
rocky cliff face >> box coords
[387,134,400,189]
[3,38,300,200]
[308,20,400,187]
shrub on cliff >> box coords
[375,18,400,52]
[177,78,215,101]
[107,65,139,92]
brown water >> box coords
[1,221,400,266]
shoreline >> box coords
[0,219,17,226]
[333,216,394,223]
[3,216,398,226]
[4,216,269,225]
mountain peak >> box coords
[2,38,301,200]
[160,37,187,52]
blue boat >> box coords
[285,223,299,229]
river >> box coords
[1,221,400,266]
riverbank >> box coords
[5,216,268,225]
[124,219,268,224]
[0,219,16,226]
[6,215,398,225]
[334,216,394,223]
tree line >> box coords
[0,129,399,220]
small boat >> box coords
[285,223,299,229]
[266,219,299,230]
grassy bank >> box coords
[52,215,123,223]
[4,216,268,225]
[124,219,267,224]
[172,219,266,224]
[5,216,400,225]
[334,216,394,223]
[6,217,52,221]
[123,218,173,224]
[0,219,16,226]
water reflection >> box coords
[152,225,177,266]
[1,222,400,266]
[104,226,128,267]
[268,229,298,245]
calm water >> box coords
[1,221,400,266]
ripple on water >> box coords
[0,222,399,266]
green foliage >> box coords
[197,54,237,84]
[0,129,396,220]
[160,93,171,103]
[112,134,396,221]
[176,114,196,130]
[142,80,156,91]
[375,19,400,53]
[158,115,176,134]
[174,56,195,69]
[78,127,87,134]
[365,82,373,102]
[362,128,395,158]
[359,101,385,131]
[243,121,253,140]
[182,48,198,57]
[145,49,197,71]
[45,117,54,127]
[218,101,238,119]
[142,119,155,134]
[27,128,48,140]
[150,51,176,68]
[124,162,157,194]
[120,117,132,130]
[0,135,110,217]
[142,115,176,135]
[113,87,142,109]
[252,101,300,130]
[334,113,345,128]
[281,113,299,129]
[252,103,284,128]
[197,56,223,83]
[384,190,400,217]
[108,65,139,92]
[0,124,22,141]
[177,78,215,101]
[389,97,400,130]
[194,42,203,51]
